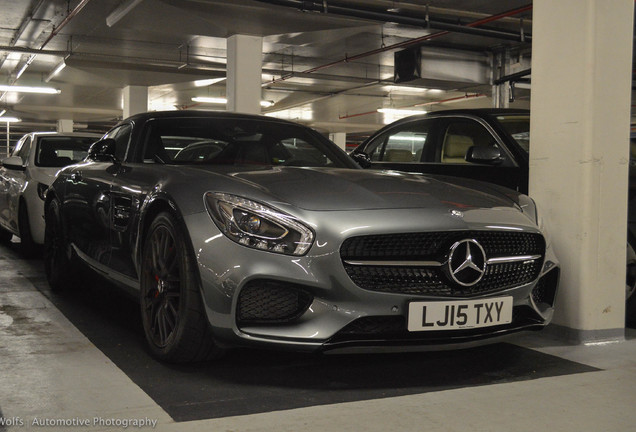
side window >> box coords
[364,120,432,163]
[13,136,31,164]
[104,124,132,161]
[439,119,503,164]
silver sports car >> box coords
[44,111,559,362]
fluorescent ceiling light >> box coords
[192,96,227,104]
[194,78,226,87]
[0,116,21,123]
[45,60,67,83]
[382,85,429,94]
[15,54,36,81]
[0,110,5,117]
[0,85,60,94]
[377,108,427,115]
[514,82,531,89]
[106,0,145,27]
[192,97,275,108]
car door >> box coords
[63,124,131,268]
[107,123,154,281]
[0,134,30,232]
[421,116,524,191]
[357,115,525,192]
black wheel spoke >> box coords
[142,220,182,350]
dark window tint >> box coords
[35,136,97,167]
[140,117,352,168]
[494,115,530,152]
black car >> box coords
[352,108,636,322]
[351,108,530,193]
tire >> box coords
[44,198,74,292]
[140,211,224,363]
[18,202,39,258]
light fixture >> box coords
[106,0,145,27]
[514,82,531,89]
[15,54,37,81]
[194,78,226,87]
[192,97,275,108]
[44,60,67,83]
[382,85,430,94]
[0,85,60,94]
[192,96,227,104]
[377,108,427,115]
[0,109,5,117]
[0,116,21,123]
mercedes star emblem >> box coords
[448,239,487,287]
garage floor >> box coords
[1,239,635,432]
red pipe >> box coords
[338,93,486,120]
[268,4,533,85]
[40,0,92,50]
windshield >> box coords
[494,115,530,152]
[140,117,354,168]
[35,136,97,167]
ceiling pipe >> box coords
[493,68,531,85]
[258,0,530,42]
[260,3,533,86]
[337,93,487,120]
[0,45,67,57]
[39,0,93,49]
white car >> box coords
[0,131,100,255]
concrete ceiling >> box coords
[0,0,546,142]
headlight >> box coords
[205,192,314,256]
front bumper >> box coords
[186,206,559,352]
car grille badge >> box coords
[448,239,487,287]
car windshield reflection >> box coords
[142,117,347,168]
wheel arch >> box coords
[137,193,195,275]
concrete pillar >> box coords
[226,34,263,114]
[529,0,634,342]
[122,85,148,118]
[329,132,347,151]
[56,119,73,133]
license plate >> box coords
[407,297,513,331]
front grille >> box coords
[237,280,313,324]
[341,231,545,297]
[341,231,545,260]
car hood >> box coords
[185,166,521,212]
[29,166,69,186]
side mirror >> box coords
[465,146,504,165]
[1,156,26,171]
[351,152,372,168]
[88,138,118,163]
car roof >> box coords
[380,108,530,124]
[28,131,101,138]
[120,110,306,128]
